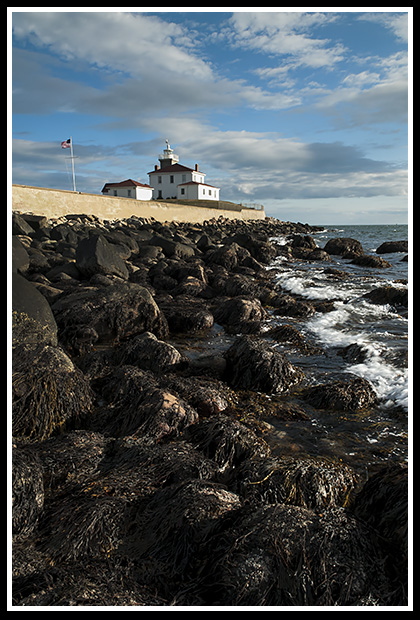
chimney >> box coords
[195,163,199,171]
[154,164,159,171]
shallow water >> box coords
[265,224,409,472]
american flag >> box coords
[61,138,71,149]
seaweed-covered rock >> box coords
[119,480,242,588]
[197,503,391,606]
[301,377,377,411]
[161,375,231,417]
[12,557,169,607]
[351,462,408,601]
[98,436,219,498]
[232,455,359,511]
[12,444,44,541]
[183,414,270,471]
[224,335,304,394]
[266,323,320,354]
[33,430,112,495]
[37,491,131,563]
[12,345,94,440]
[90,366,198,440]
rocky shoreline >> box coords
[11,212,408,607]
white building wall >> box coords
[135,186,153,200]
[150,171,207,199]
[151,173,179,199]
[106,187,152,200]
[178,184,199,200]
[178,184,220,201]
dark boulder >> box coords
[324,237,364,258]
[148,234,195,260]
[351,255,392,268]
[158,296,214,334]
[204,242,250,271]
[224,233,277,264]
[12,272,58,347]
[376,240,408,254]
[307,248,331,261]
[52,282,168,348]
[224,335,304,394]
[363,285,408,308]
[19,214,48,233]
[113,331,184,374]
[50,223,78,246]
[12,237,30,274]
[290,234,317,250]
[273,294,316,318]
[75,234,129,280]
[12,213,35,236]
[213,297,267,332]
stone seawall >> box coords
[12,185,266,223]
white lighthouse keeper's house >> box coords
[148,141,220,201]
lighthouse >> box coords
[148,141,220,201]
[158,140,179,169]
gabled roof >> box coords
[148,163,205,175]
[102,179,152,192]
[177,181,219,189]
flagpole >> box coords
[70,137,76,192]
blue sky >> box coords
[10,9,411,224]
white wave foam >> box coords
[347,358,409,411]
[275,271,353,301]
[303,303,408,410]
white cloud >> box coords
[13,12,213,81]
[358,12,409,43]
[227,11,345,69]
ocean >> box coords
[266,224,409,472]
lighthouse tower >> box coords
[158,140,179,169]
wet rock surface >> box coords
[11,212,408,607]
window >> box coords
[158,176,162,184]
[209,190,212,196]
[127,189,131,197]
[181,188,185,195]
[182,174,186,182]
[113,190,117,196]
[170,175,174,183]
